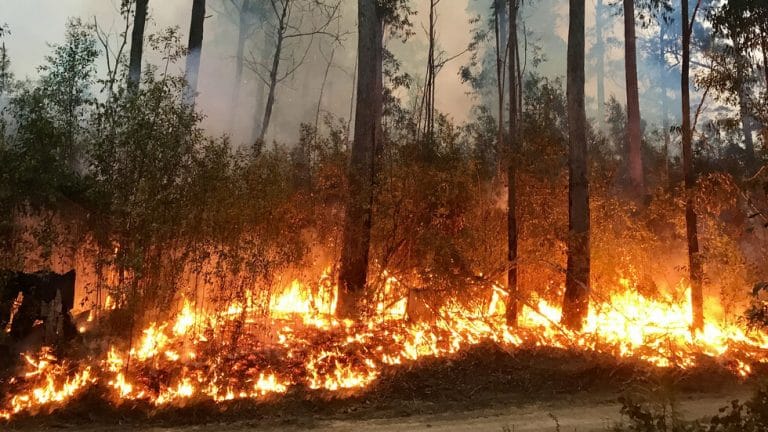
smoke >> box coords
[2,0,707,146]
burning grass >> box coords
[2,270,768,424]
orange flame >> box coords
[2,273,767,420]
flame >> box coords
[172,300,196,336]
[1,348,95,419]
[2,273,768,420]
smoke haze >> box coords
[3,0,691,144]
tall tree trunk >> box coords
[230,0,250,130]
[494,0,505,165]
[660,23,671,188]
[347,53,358,137]
[258,1,290,144]
[251,30,268,145]
[496,0,508,132]
[128,0,149,87]
[315,47,336,133]
[739,83,756,168]
[425,0,437,141]
[762,31,768,90]
[623,0,644,195]
[259,33,283,143]
[184,0,206,105]
[506,0,520,327]
[682,0,704,332]
[562,0,590,330]
[761,31,768,146]
[595,0,606,130]
[338,0,383,319]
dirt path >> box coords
[28,390,749,432]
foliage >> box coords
[744,282,768,330]
[0,7,766,333]
[614,387,768,432]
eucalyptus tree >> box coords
[623,0,645,195]
[708,0,768,169]
[562,0,590,330]
[338,0,412,319]
[184,0,206,105]
[506,0,522,326]
[682,0,704,331]
[128,0,149,87]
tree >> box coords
[562,0,590,330]
[249,0,342,144]
[709,0,768,170]
[594,0,606,130]
[682,0,704,331]
[0,24,10,96]
[493,0,509,123]
[417,0,468,144]
[493,0,506,157]
[184,0,206,105]
[128,0,149,87]
[37,19,100,171]
[337,0,384,319]
[623,0,645,195]
[0,42,12,97]
[93,2,133,96]
[506,0,521,326]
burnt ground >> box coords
[2,343,763,431]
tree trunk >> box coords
[184,0,206,105]
[506,0,520,327]
[739,83,756,168]
[128,0,149,87]
[258,1,290,144]
[251,30,268,145]
[761,31,768,145]
[660,23,671,188]
[426,0,436,140]
[595,0,605,130]
[494,0,505,164]
[562,0,590,330]
[315,47,336,133]
[623,0,644,195]
[682,0,704,332]
[762,31,768,90]
[496,0,508,132]
[337,0,383,319]
[347,53,358,137]
[230,0,250,130]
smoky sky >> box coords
[2,0,690,144]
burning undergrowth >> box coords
[2,269,768,424]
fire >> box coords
[2,272,768,421]
[1,348,95,419]
[172,300,196,336]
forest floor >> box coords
[4,344,761,431]
[23,390,752,432]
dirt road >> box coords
[27,390,748,432]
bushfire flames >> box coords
[1,269,767,421]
